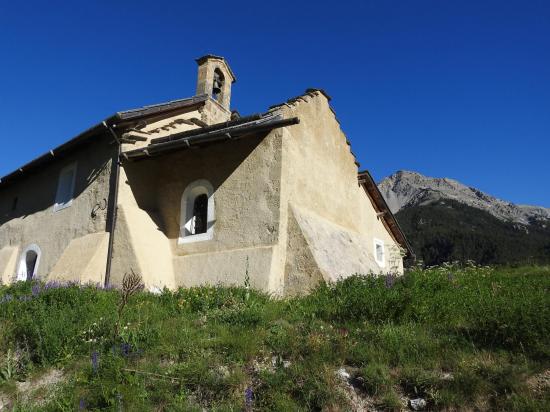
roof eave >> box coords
[0,120,113,189]
[0,95,212,189]
[123,115,300,161]
[358,169,415,259]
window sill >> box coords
[177,232,213,245]
[53,201,73,212]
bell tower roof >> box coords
[195,55,236,83]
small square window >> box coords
[54,163,77,212]
[374,239,385,267]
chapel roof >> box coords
[0,95,210,188]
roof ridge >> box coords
[117,94,208,119]
[268,88,331,111]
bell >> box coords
[212,72,223,95]
[212,81,222,95]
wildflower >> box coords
[0,294,14,304]
[31,283,41,297]
[120,343,131,358]
[91,351,99,373]
[384,273,396,289]
[245,387,253,407]
[44,281,63,290]
[79,398,87,410]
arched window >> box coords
[179,180,215,244]
[16,244,41,281]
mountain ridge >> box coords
[379,170,550,226]
[378,170,550,266]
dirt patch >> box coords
[14,368,65,407]
[527,369,550,395]
[0,394,12,411]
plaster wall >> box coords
[115,131,283,291]
[109,166,175,291]
[283,206,324,296]
[277,92,404,284]
[49,232,109,285]
[173,246,275,290]
[0,246,18,285]
[0,136,115,284]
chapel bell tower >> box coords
[195,55,236,112]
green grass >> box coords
[0,264,549,411]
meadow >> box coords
[0,264,548,411]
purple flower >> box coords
[0,294,14,304]
[120,343,131,357]
[91,351,99,373]
[44,281,63,290]
[32,283,41,297]
[245,387,253,407]
[79,398,87,410]
[384,273,396,289]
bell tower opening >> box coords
[212,68,225,102]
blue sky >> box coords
[1,0,549,206]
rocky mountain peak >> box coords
[378,171,550,226]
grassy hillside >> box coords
[396,199,550,266]
[1,265,549,411]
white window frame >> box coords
[54,162,77,212]
[16,244,41,281]
[374,238,386,268]
[178,179,215,245]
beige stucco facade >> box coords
[0,55,409,295]
[0,136,115,285]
